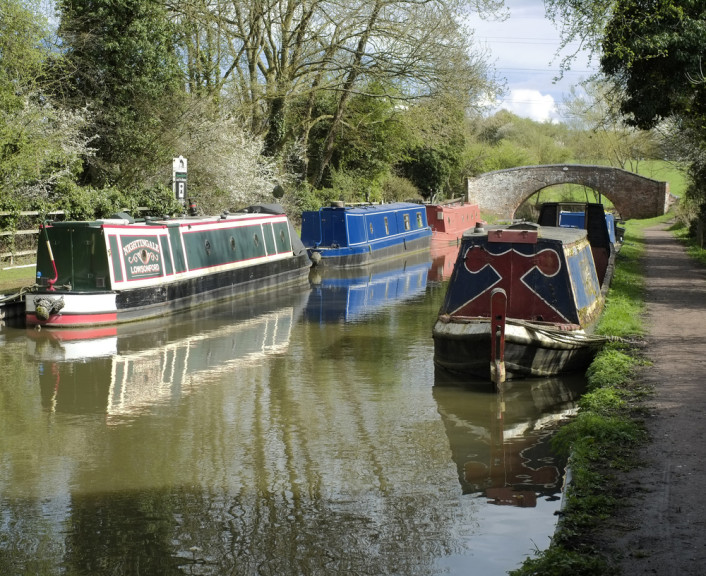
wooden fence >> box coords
[0,211,65,268]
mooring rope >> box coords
[507,319,625,345]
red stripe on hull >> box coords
[26,312,119,327]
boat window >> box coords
[384,217,389,235]
[230,236,236,251]
[403,214,411,231]
[253,233,260,247]
[204,240,211,255]
[416,212,423,228]
[369,222,374,235]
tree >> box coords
[544,0,706,220]
[561,81,660,170]
[0,0,92,211]
[167,0,503,188]
[600,0,706,130]
[56,0,185,187]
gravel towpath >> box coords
[595,225,706,574]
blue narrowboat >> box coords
[300,202,432,267]
[433,222,610,384]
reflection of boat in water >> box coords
[433,370,585,505]
[306,251,432,323]
[428,242,461,282]
[28,288,310,418]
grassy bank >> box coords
[510,214,673,576]
[0,265,35,295]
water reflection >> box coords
[28,290,308,419]
[306,251,432,323]
[428,243,461,282]
[433,370,585,506]
[0,274,585,576]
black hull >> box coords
[312,236,431,268]
[432,325,603,380]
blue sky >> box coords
[468,0,597,122]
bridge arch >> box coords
[465,164,672,220]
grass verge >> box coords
[0,265,36,295]
[509,213,673,576]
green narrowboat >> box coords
[25,205,311,327]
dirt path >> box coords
[595,225,706,574]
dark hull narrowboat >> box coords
[425,199,481,247]
[25,204,312,328]
[432,223,608,383]
[537,202,620,289]
[300,202,432,268]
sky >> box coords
[467,0,597,122]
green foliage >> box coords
[49,181,181,220]
[329,168,383,204]
[585,347,640,391]
[381,175,422,203]
[56,0,184,187]
[0,0,91,205]
[510,544,609,576]
[601,0,705,130]
[552,410,641,459]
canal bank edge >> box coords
[510,215,672,576]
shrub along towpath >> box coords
[594,224,706,574]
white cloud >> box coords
[497,89,559,123]
[468,0,596,122]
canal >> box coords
[0,250,585,575]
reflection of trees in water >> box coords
[4,479,462,576]
[1,296,470,576]
[0,285,578,575]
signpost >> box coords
[172,156,187,205]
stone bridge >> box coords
[466,164,672,220]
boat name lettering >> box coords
[123,239,160,256]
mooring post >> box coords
[490,288,507,389]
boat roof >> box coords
[45,205,289,229]
[320,202,424,214]
[462,222,588,243]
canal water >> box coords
[0,249,585,575]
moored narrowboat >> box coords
[433,222,610,384]
[537,201,619,288]
[25,204,311,327]
[300,202,432,267]
[425,199,481,247]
